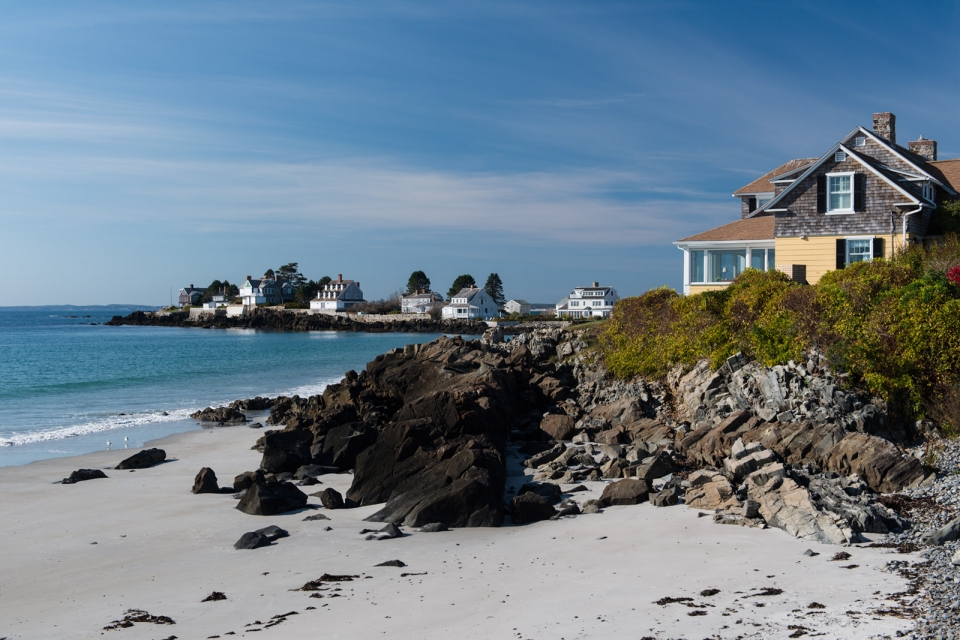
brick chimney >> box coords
[909,135,937,161]
[592,281,599,287]
[337,274,342,283]
[873,112,896,144]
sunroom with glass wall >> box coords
[678,241,776,294]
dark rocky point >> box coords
[62,469,108,484]
[191,467,220,494]
[115,448,166,470]
[236,481,307,516]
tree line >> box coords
[406,270,505,305]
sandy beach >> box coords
[0,424,918,640]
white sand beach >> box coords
[0,426,917,639]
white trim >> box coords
[678,243,777,289]
[674,239,775,248]
[844,236,875,264]
[842,125,956,194]
[826,171,855,214]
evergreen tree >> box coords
[484,273,505,306]
[447,274,476,300]
[406,270,431,294]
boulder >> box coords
[651,485,682,507]
[510,492,557,524]
[259,429,313,474]
[233,469,265,492]
[318,487,345,510]
[523,443,566,469]
[115,448,166,470]
[419,522,449,533]
[924,516,960,546]
[236,481,307,515]
[540,414,576,441]
[581,499,601,514]
[599,478,649,507]
[684,471,739,511]
[377,523,403,539]
[191,406,248,426]
[62,469,107,484]
[191,467,220,494]
[633,452,676,482]
[234,525,289,550]
[517,482,562,505]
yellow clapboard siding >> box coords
[688,283,730,293]
[775,233,900,283]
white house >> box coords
[441,287,499,320]
[504,299,531,316]
[401,290,444,314]
[555,282,619,319]
[240,275,294,307]
[202,292,231,310]
[310,274,365,311]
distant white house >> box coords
[240,275,294,307]
[504,299,531,316]
[556,281,619,319]
[401,290,444,314]
[441,287,499,320]
[310,274,365,311]
[202,292,231,310]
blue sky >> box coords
[3,1,960,305]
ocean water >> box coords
[0,309,458,467]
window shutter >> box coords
[872,237,884,260]
[854,173,866,211]
[836,239,846,269]
[748,196,757,213]
[817,175,827,213]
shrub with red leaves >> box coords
[947,264,960,287]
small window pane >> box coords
[848,239,871,264]
[767,249,776,271]
[829,175,852,210]
[690,250,705,283]
[708,250,746,282]
[751,250,765,271]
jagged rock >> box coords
[511,493,557,524]
[375,559,407,567]
[419,522,449,532]
[517,482,562,505]
[684,471,739,510]
[192,467,220,494]
[748,477,854,545]
[236,481,307,515]
[540,414,576,441]
[376,523,403,539]
[599,478,649,507]
[294,464,330,480]
[191,406,248,426]
[633,452,677,482]
[318,487,345,510]
[234,469,265,492]
[554,499,581,517]
[924,516,960,545]
[303,513,330,521]
[581,499,601,513]
[524,443,566,468]
[234,525,289,550]
[260,429,313,474]
[62,469,108,484]
[825,433,924,493]
[651,485,682,507]
[115,448,166,470]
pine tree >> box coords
[484,273,505,306]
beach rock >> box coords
[633,452,677,482]
[684,471,739,510]
[294,464,327,480]
[233,469,265,492]
[190,406,247,426]
[259,429,313,474]
[581,499,601,514]
[303,513,330,521]
[524,443,566,468]
[599,478,649,507]
[235,481,307,515]
[62,469,108,484]
[540,414,576,441]
[554,499,580,517]
[375,559,407,567]
[115,448,166,470]
[191,467,220,494]
[418,522,449,533]
[377,523,403,539]
[318,487,345,510]
[234,525,289,550]
[651,485,682,507]
[510,492,557,524]
[517,482,563,505]
[924,516,960,546]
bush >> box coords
[602,245,960,420]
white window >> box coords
[923,183,935,202]
[827,173,853,212]
[855,136,866,147]
[835,150,847,162]
[847,239,872,264]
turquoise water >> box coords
[0,310,456,467]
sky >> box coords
[3,0,960,306]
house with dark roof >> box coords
[401,290,444,314]
[310,274,365,311]
[178,285,204,308]
[240,275,294,306]
[441,287,498,320]
[674,112,960,294]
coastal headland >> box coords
[2,327,957,638]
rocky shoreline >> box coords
[105,308,563,334]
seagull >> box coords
[106,440,112,449]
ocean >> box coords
[0,309,458,467]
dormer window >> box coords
[923,182,935,202]
[835,150,847,162]
[854,136,866,147]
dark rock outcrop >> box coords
[190,406,247,426]
[259,429,313,474]
[62,469,108,484]
[192,467,220,494]
[116,448,166,470]
[540,414,576,441]
[236,481,308,515]
[318,487,345,510]
[510,492,557,524]
[234,525,290,550]
[599,478,649,507]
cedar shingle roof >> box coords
[733,158,818,196]
[678,215,775,242]
[927,159,960,192]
